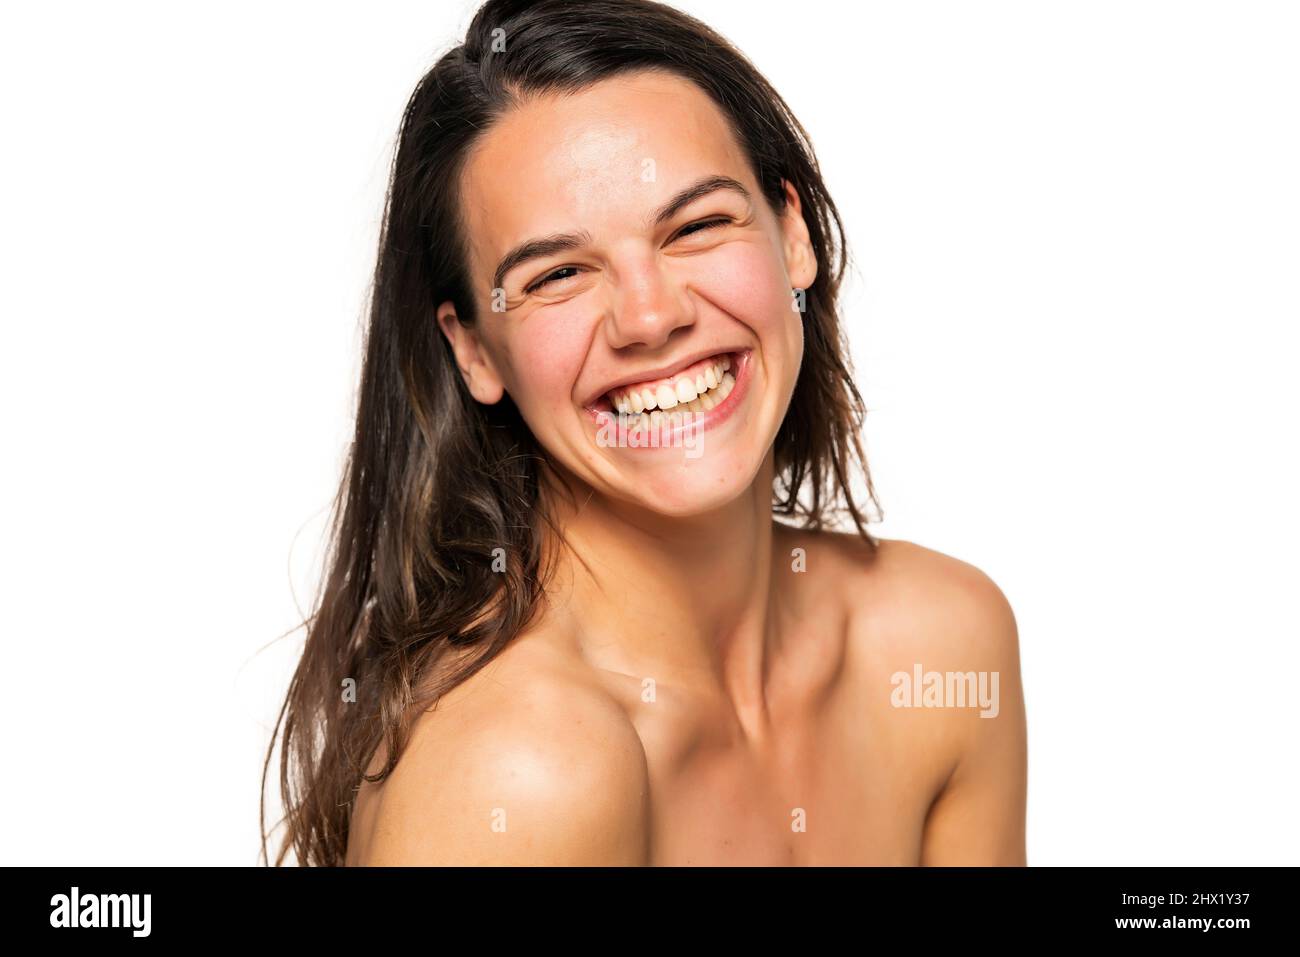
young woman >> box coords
[262,0,1027,866]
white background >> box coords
[1,0,1296,865]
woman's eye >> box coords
[523,221,731,293]
[675,217,731,240]
[526,266,581,293]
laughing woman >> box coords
[262,0,1027,867]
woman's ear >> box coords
[778,178,818,292]
[436,302,506,404]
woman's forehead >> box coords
[457,71,753,277]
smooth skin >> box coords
[345,70,1027,866]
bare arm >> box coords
[919,569,1028,865]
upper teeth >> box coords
[608,354,735,416]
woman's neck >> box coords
[540,452,781,741]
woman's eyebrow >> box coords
[648,174,751,228]
[491,175,751,291]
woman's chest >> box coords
[633,698,943,865]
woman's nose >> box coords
[602,262,696,350]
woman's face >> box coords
[439,69,817,517]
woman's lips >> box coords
[585,349,753,449]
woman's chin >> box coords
[609,454,763,517]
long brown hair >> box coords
[261,0,880,866]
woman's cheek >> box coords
[686,241,794,336]
[500,309,592,419]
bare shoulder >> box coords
[354,633,651,865]
[827,533,1023,730]
[781,528,1020,670]
[776,526,1027,863]
[856,539,1026,864]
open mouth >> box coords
[595,351,736,416]
[588,349,750,441]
